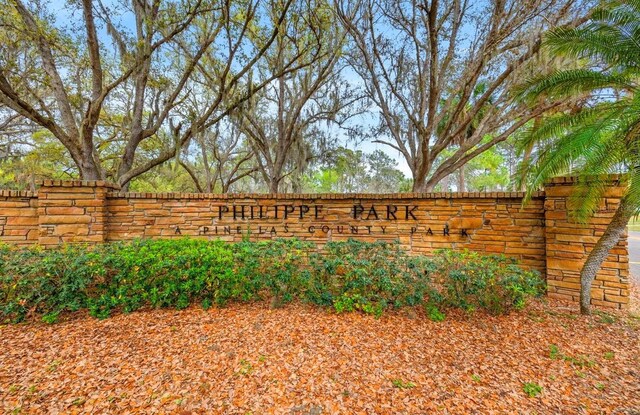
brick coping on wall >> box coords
[1,188,546,200]
[37,180,121,189]
[0,190,37,198]
[106,191,546,200]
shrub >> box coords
[0,244,107,321]
[233,238,315,307]
[0,238,543,322]
[425,303,446,322]
[307,239,434,316]
[432,250,545,314]
[88,239,237,317]
[0,238,315,321]
[523,382,543,398]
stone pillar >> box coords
[37,180,119,246]
[544,176,629,309]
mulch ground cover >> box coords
[1,293,639,414]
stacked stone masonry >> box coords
[544,177,629,308]
[0,178,629,309]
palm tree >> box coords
[516,0,640,314]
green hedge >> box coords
[0,239,544,322]
[307,239,434,317]
[432,250,545,315]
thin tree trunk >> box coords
[579,195,635,314]
[458,166,465,192]
[519,143,533,191]
[179,160,203,192]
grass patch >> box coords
[523,382,542,398]
[391,379,416,389]
[549,344,595,369]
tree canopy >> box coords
[0,0,594,193]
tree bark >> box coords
[268,178,280,194]
[457,166,465,192]
[79,156,102,180]
[579,195,635,314]
[412,172,427,192]
[412,176,436,192]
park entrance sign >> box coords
[186,202,475,238]
[0,177,630,309]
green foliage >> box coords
[549,344,595,369]
[391,379,416,389]
[0,238,541,322]
[425,303,446,322]
[0,130,76,191]
[41,312,59,324]
[0,244,108,320]
[304,148,410,193]
[432,250,545,314]
[435,141,510,192]
[516,0,640,220]
[465,145,510,191]
[233,238,315,307]
[307,239,434,316]
[88,239,238,317]
[594,310,616,324]
[522,382,543,398]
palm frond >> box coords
[545,26,640,68]
[591,1,640,28]
[515,70,632,103]
[516,0,640,219]
[525,105,627,193]
[624,167,640,216]
[570,132,627,219]
[516,103,625,153]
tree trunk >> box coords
[412,173,428,192]
[79,150,102,180]
[117,151,136,186]
[268,178,280,194]
[519,142,533,191]
[457,166,465,192]
[579,195,635,314]
[413,177,436,192]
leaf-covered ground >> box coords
[1,293,639,414]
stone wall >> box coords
[37,181,119,245]
[544,177,629,308]
[106,191,547,272]
[0,190,38,246]
[0,178,630,309]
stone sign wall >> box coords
[0,177,630,309]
